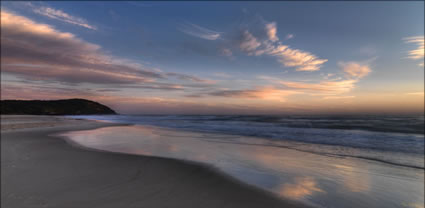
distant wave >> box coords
[129,115,425,134]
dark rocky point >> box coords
[1,99,117,115]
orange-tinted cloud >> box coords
[280,61,371,97]
[281,80,357,95]
[339,62,371,79]
[254,40,327,71]
[240,30,262,52]
[404,36,424,67]
[1,10,163,84]
[265,22,279,42]
[207,87,301,101]
[322,96,355,100]
[1,10,211,87]
[240,21,327,71]
[406,92,424,96]
[404,36,424,60]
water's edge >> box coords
[54,124,311,208]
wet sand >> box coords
[62,124,425,208]
[1,115,307,208]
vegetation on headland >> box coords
[1,99,117,115]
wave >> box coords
[68,114,425,168]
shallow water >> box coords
[61,125,424,208]
[68,115,425,169]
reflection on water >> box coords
[61,126,424,208]
[279,177,324,200]
[333,164,370,193]
[408,203,425,208]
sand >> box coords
[1,115,307,208]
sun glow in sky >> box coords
[1,1,424,114]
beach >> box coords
[62,115,424,208]
[1,115,306,208]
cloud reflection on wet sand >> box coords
[278,177,324,200]
[61,125,424,208]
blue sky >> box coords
[1,1,424,114]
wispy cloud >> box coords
[285,34,294,40]
[1,10,211,88]
[2,80,277,115]
[240,30,261,52]
[179,22,222,40]
[404,36,424,67]
[221,48,233,57]
[281,80,358,95]
[406,92,424,96]
[280,60,371,97]
[404,36,424,60]
[322,96,355,100]
[268,44,328,71]
[166,72,216,84]
[339,62,371,79]
[1,10,158,84]
[239,22,327,71]
[265,22,278,42]
[206,87,300,102]
[32,5,96,30]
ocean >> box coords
[69,115,424,169]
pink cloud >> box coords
[339,62,371,79]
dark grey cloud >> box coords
[165,72,215,84]
[1,10,212,89]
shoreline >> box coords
[1,115,308,208]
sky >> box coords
[1,1,424,115]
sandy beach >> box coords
[1,115,307,208]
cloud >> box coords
[404,36,424,67]
[404,36,424,60]
[280,60,371,99]
[239,25,327,71]
[221,48,233,57]
[165,72,216,84]
[32,5,96,30]
[322,96,355,100]
[406,92,424,96]
[268,45,328,71]
[240,30,262,52]
[1,83,266,115]
[213,72,232,78]
[285,34,294,40]
[207,87,300,101]
[114,83,185,90]
[1,84,97,100]
[1,10,160,84]
[1,10,210,88]
[179,22,221,40]
[265,22,278,42]
[281,80,358,95]
[339,62,371,78]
